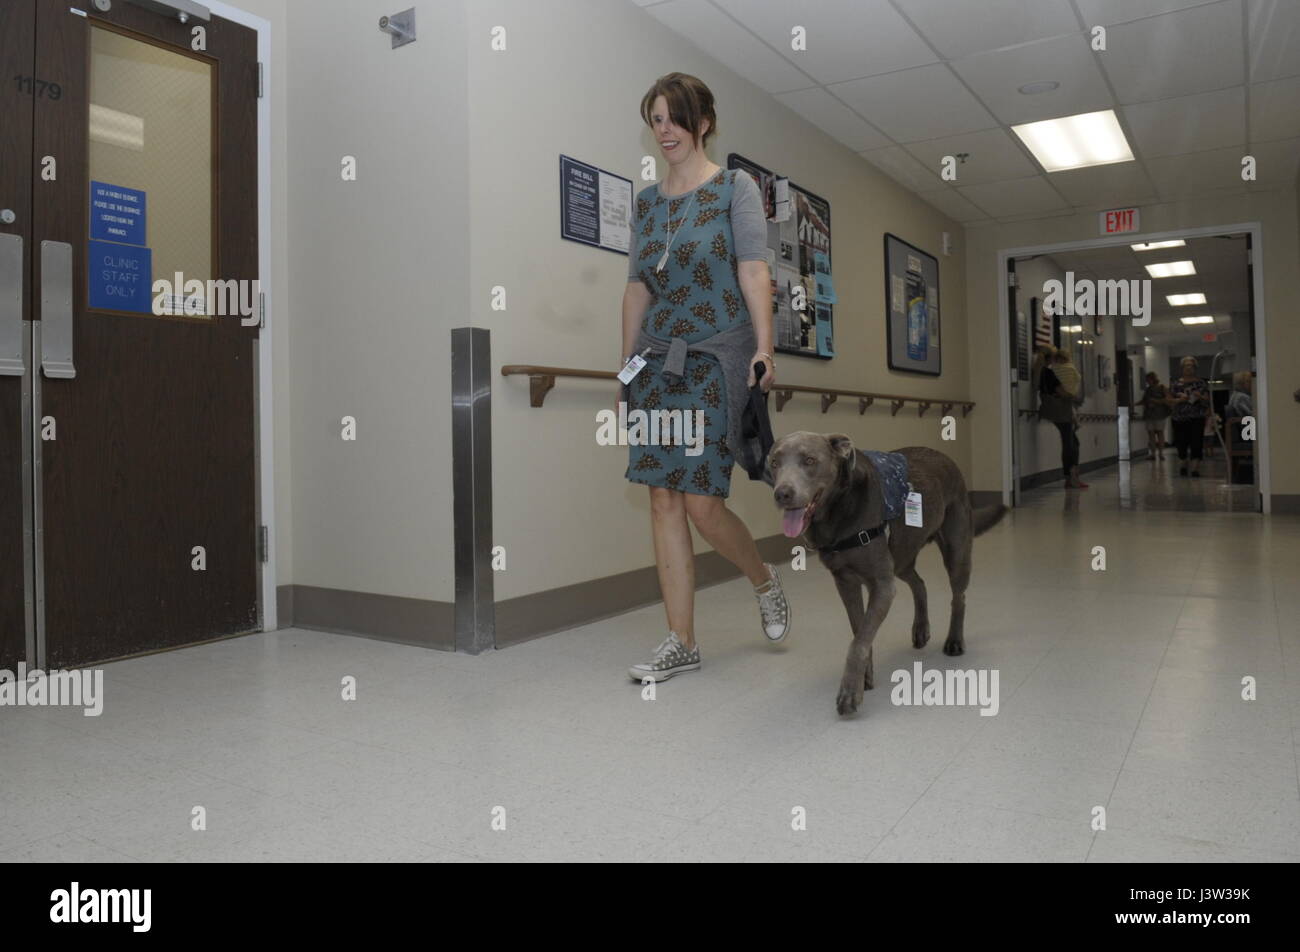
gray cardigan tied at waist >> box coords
[622,320,762,480]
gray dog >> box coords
[769,432,1006,716]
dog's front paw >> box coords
[942,636,965,656]
[912,621,930,649]
[836,674,863,716]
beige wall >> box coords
[237,0,467,604]
[467,0,974,601]
[965,190,1300,502]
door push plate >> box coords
[41,241,75,379]
[0,234,22,376]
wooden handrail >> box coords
[500,364,975,417]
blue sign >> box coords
[88,240,152,313]
[90,181,147,246]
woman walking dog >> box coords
[617,72,789,682]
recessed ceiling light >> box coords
[1011,109,1134,172]
[1179,316,1214,325]
[1131,240,1185,251]
[1167,293,1206,305]
[1145,260,1196,278]
[1018,81,1060,95]
[1144,337,1151,342]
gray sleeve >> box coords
[731,171,769,262]
[627,199,641,281]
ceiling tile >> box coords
[919,187,991,222]
[774,87,892,151]
[831,63,999,142]
[893,0,1079,60]
[1247,0,1300,82]
[1144,146,1249,199]
[1074,0,1225,26]
[1249,75,1300,141]
[903,128,1039,185]
[859,145,947,192]
[1100,2,1246,104]
[1046,160,1158,207]
[644,0,813,94]
[1245,136,1300,187]
[956,175,1071,217]
[715,0,936,84]
[950,34,1115,125]
[1123,86,1246,157]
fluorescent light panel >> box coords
[89,103,144,151]
[1132,240,1185,251]
[1011,109,1134,172]
[1167,293,1206,305]
[1145,260,1196,278]
[1179,316,1214,325]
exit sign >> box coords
[1202,332,1217,343]
[1100,207,1140,235]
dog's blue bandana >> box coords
[862,450,910,522]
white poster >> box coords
[597,171,631,253]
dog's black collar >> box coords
[818,524,887,553]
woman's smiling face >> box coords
[649,94,707,166]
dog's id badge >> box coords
[905,492,923,527]
[617,353,648,385]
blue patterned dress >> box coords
[624,168,766,497]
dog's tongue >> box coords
[782,506,808,538]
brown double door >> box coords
[1,0,260,669]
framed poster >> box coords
[884,233,940,375]
[1033,294,1054,351]
[728,153,833,360]
[559,155,632,255]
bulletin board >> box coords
[728,153,834,360]
[884,233,940,375]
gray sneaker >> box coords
[755,563,790,643]
[628,631,700,682]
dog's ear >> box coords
[826,433,855,473]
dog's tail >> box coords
[972,504,1008,537]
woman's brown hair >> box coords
[639,72,717,149]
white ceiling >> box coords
[632,0,1300,223]
[1025,234,1250,345]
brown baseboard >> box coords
[494,534,795,647]
[275,584,455,650]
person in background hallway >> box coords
[1169,355,1210,477]
[618,72,788,683]
[1225,371,1254,421]
[1030,344,1053,401]
[1138,371,1171,460]
[1225,372,1255,476]
[1039,348,1087,489]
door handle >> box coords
[0,234,21,376]
[40,241,75,379]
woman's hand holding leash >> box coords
[750,351,775,392]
